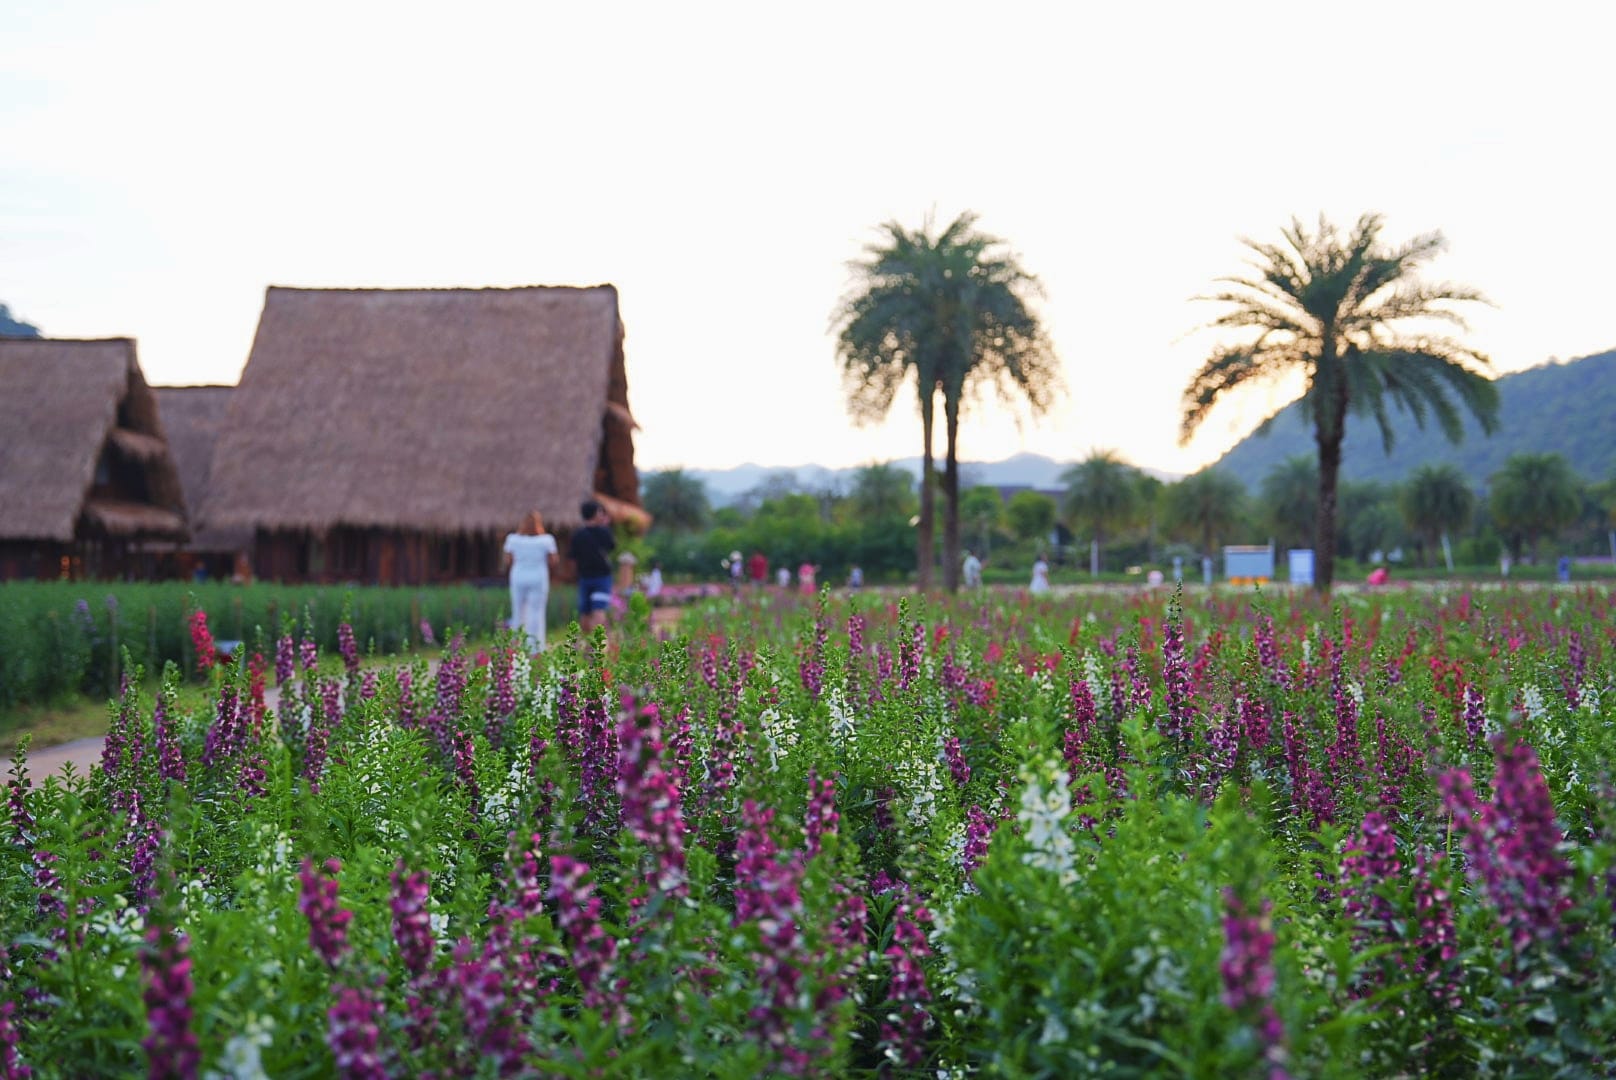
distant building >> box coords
[0,338,189,579]
[202,285,645,584]
[153,385,253,580]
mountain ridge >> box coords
[1208,348,1616,490]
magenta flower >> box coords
[1341,811,1400,945]
[879,896,933,1069]
[188,610,215,675]
[389,862,435,981]
[0,998,28,1079]
[616,704,688,897]
[1160,604,1197,745]
[962,804,994,878]
[141,921,200,1080]
[1442,742,1573,956]
[337,622,360,683]
[200,683,242,770]
[802,772,839,857]
[547,856,622,1024]
[453,729,479,820]
[298,858,353,966]
[1220,889,1289,1079]
[274,634,295,686]
[327,985,386,1080]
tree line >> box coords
[639,449,1615,585]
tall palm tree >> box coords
[834,212,1059,591]
[1180,214,1500,590]
[1061,450,1143,576]
[1398,463,1474,567]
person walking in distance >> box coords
[570,499,616,634]
[503,510,558,651]
[962,549,983,589]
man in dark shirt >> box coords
[569,499,616,632]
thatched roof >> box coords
[0,338,188,542]
[153,385,252,552]
[204,286,641,535]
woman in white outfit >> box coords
[1029,553,1051,595]
[503,511,558,650]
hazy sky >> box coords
[4,1,1613,476]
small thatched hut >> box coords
[203,285,644,584]
[0,338,189,580]
[153,385,253,579]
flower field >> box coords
[3,586,1615,1077]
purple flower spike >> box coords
[298,858,353,966]
[141,922,200,1080]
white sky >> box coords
[4,1,1613,475]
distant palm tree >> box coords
[1398,464,1474,566]
[1180,213,1500,590]
[835,212,1059,590]
[1061,450,1143,576]
[1489,452,1582,562]
[1164,469,1247,558]
[1258,455,1319,553]
[641,469,710,533]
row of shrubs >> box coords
[0,581,508,710]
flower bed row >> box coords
[2,586,1614,1076]
[0,582,503,710]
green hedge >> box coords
[0,581,509,709]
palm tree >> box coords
[1163,469,1247,559]
[834,212,1059,590]
[1398,464,1474,567]
[1489,452,1582,562]
[1061,450,1143,576]
[1180,213,1500,590]
[1258,455,1319,552]
[641,469,711,534]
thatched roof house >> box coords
[205,285,643,583]
[0,338,189,579]
[153,385,253,565]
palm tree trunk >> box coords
[1315,433,1342,592]
[942,399,962,592]
[918,397,936,591]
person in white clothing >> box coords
[503,510,558,650]
[1029,553,1051,595]
[962,550,983,588]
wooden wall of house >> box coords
[0,542,64,581]
[250,528,501,585]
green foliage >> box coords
[1061,450,1145,568]
[639,469,711,533]
[0,582,503,711]
[1005,490,1057,543]
[4,590,1616,1074]
[1399,463,1475,564]
[1162,469,1248,556]
[1490,452,1584,559]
